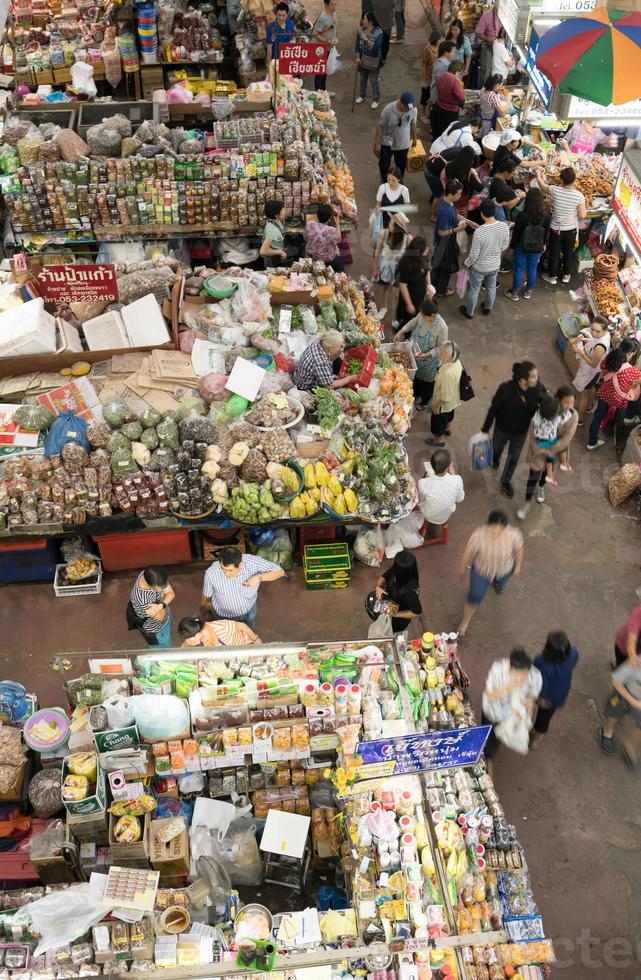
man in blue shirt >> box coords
[431,179,466,297]
[266,2,296,63]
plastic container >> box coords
[93,530,192,571]
[338,344,378,389]
[54,560,103,597]
[203,274,238,300]
[0,538,58,583]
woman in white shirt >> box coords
[492,32,514,79]
[481,647,542,774]
[430,116,482,156]
[569,315,611,422]
[376,166,410,229]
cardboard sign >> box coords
[278,42,328,75]
[33,264,118,304]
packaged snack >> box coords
[66,753,97,780]
[114,815,142,844]
[62,775,88,801]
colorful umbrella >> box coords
[536,8,641,106]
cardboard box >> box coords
[67,808,109,845]
[109,812,151,867]
[0,760,27,802]
[94,725,139,754]
[32,828,76,884]
[149,819,190,877]
[62,755,106,816]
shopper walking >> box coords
[396,236,433,326]
[505,187,549,301]
[417,447,465,530]
[459,200,510,319]
[394,297,447,408]
[445,18,472,78]
[600,658,641,770]
[311,0,337,92]
[613,598,641,668]
[535,167,586,285]
[475,2,502,85]
[481,647,542,776]
[371,0,394,63]
[372,211,411,324]
[531,630,579,748]
[129,566,175,647]
[569,316,611,424]
[587,341,641,451]
[429,41,456,133]
[458,510,524,636]
[481,360,545,499]
[517,386,577,519]
[374,549,422,635]
[420,30,442,123]
[427,341,463,447]
[178,616,260,648]
[200,546,285,629]
[431,179,465,297]
[392,0,405,44]
[373,93,418,183]
[355,12,384,109]
[478,74,511,137]
[432,61,466,140]
[376,166,410,228]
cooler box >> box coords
[0,538,58,583]
[94,529,192,571]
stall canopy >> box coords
[536,8,641,105]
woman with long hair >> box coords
[445,17,472,77]
[531,630,579,749]
[569,316,611,423]
[442,144,482,213]
[479,73,511,137]
[372,211,411,325]
[374,549,422,634]
[396,236,433,326]
[430,115,482,155]
[354,11,384,108]
[505,186,550,301]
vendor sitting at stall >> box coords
[260,200,290,269]
[293,331,360,390]
[491,129,539,175]
[266,2,295,63]
[178,616,261,647]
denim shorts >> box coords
[467,563,514,606]
[604,691,641,729]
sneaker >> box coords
[482,307,491,315]
[328,90,337,97]
[504,289,520,302]
[541,273,557,285]
[523,289,532,299]
[500,482,514,499]
[516,505,529,520]
[536,486,545,504]
[600,727,615,754]
[355,96,365,104]
[391,320,399,329]
[390,37,403,43]
[459,305,473,320]
[371,101,379,109]
[623,415,640,426]
[562,274,571,283]
[577,419,584,426]
[586,440,605,451]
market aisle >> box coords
[1,4,640,975]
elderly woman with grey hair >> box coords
[426,340,463,446]
[292,330,360,392]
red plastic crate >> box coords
[93,529,192,571]
[298,525,337,549]
[0,819,50,885]
[338,345,378,389]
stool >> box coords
[419,520,448,547]
[262,841,311,893]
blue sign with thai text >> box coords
[355,726,492,778]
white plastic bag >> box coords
[131,694,189,740]
[29,883,106,955]
[71,62,97,98]
[213,817,263,886]
[368,613,393,639]
[327,47,341,75]
[383,511,424,558]
[494,706,531,755]
[354,526,385,566]
[103,695,134,729]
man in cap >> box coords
[373,92,418,184]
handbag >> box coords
[459,365,475,402]
[468,431,492,471]
[365,590,381,621]
[360,49,381,70]
[368,612,393,639]
[126,600,145,632]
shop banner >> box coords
[33,264,118,304]
[278,42,329,75]
[613,155,641,262]
[352,726,492,783]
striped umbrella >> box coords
[536,8,641,106]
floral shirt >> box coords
[303,220,340,262]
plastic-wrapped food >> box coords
[157,419,180,450]
[14,405,54,432]
[227,421,261,449]
[131,443,151,467]
[103,398,129,429]
[27,456,52,480]
[114,815,141,844]
[121,421,143,442]
[140,428,159,451]
[54,129,90,163]
[87,423,110,448]
[86,123,122,157]
[164,409,181,423]
[122,137,142,157]
[102,113,132,138]
[110,448,138,477]
[90,448,110,467]
[179,416,216,445]
[177,397,206,420]
[70,943,94,965]
[18,135,43,166]
[107,431,131,454]
[148,447,177,471]
[141,408,162,429]
[62,442,88,472]
[261,428,296,463]
[240,449,268,483]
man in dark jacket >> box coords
[481,360,545,498]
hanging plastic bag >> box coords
[456,229,469,258]
[456,266,469,300]
[354,526,385,566]
[368,613,392,639]
[213,817,263,886]
[494,705,532,755]
[369,210,384,250]
[326,47,341,75]
[468,432,493,472]
[28,883,107,955]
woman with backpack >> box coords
[505,187,549,301]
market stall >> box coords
[0,632,554,979]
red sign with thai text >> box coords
[33,264,119,304]
[278,42,328,75]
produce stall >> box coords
[0,632,554,978]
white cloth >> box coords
[573,329,611,392]
[482,658,542,724]
[376,182,410,206]
[429,122,481,157]
[492,39,513,78]
[417,473,465,525]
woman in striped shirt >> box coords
[129,566,175,647]
[535,166,586,285]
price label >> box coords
[13,252,27,273]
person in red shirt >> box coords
[587,340,641,450]
[432,61,465,140]
[614,599,641,668]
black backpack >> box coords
[521,219,546,254]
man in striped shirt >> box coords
[129,566,176,647]
[460,200,510,319]
[200,546,284,630]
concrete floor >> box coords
[2,6,641,976]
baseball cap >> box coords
[399,92,416,109]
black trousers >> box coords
[432,105,459,140]
[432,261,453,296]
[378,145,409,183]
[381,30,391,63]
[548,228,575,279]
[431,410,454,436]
[481,710,500,759]
[492,427,527,486]
[413,377,434,406]
[615,643,627,667]
[314,74,327,91]
[533,704,555,734]
[525,468,546,501]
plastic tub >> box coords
[93,529,192,571]
[0,538,58,584]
